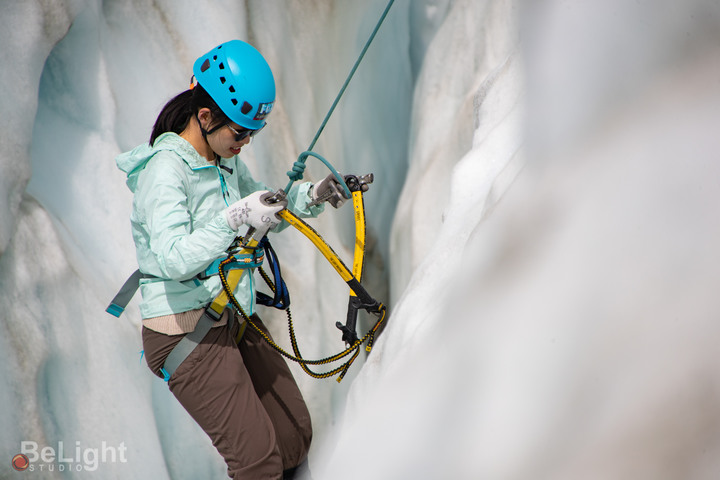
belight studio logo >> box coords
[12,441,128,472]
[12,453,30,471]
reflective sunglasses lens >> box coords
[228,123,265,142]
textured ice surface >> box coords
[2,0,720,479]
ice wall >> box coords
[321,0,720,479]
[390,0,522,303]
[0,1,77,255]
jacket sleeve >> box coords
[286,181,325,219]
[137,153,237,281]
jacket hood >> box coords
[116,133,210,192]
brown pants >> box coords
[142,313,312,480]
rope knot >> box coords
[286,160,306,181]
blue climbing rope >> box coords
[284,0,396,195]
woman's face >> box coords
[197,108,252,159]
[208,122,252,158]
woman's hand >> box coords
[225,190,288,231]
[311,174,353,208]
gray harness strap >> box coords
[159,307,223,381]
[106,269,152,317]
[107,265,248,383]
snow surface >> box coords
[2,0,720,479]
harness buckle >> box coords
[204,305,223,322]
[196,246,265,280]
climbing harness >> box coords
[107,235,280,381]
[197,245,265,280]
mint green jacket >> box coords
[116,132,323,319]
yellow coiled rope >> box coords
[216,209,386,382]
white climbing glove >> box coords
[311,173,351,208]
[225,190,288,231]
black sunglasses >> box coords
[225,123,265,142]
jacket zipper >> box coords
[192,164,231,207]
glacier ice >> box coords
[0,0,77,254]
[320,0,720,479]
[2,0,720,479]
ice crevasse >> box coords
[2,0,720,479]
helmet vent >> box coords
[231,99,238,106]
[241,101,252,114]
[213,55,217,61]
[219,62,225,70]
[228,86,236,93]
[200,59,211,72]
[220,76,226,84]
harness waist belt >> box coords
[106,269,153,318]
[197,249,264,280]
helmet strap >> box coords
[196,114,225,141]
[195,114,222,163]
[196,114,209,140]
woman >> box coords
[116,40,345,479]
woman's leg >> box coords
[143,322,284,479]
[236,314,313,471]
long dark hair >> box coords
[149,83,229,146]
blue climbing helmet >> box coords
[193,40,276,131]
